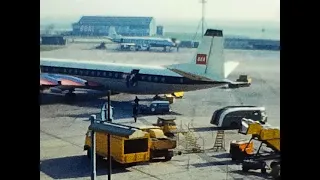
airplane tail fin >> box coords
[108,26,121,39]
[167,29,239,81]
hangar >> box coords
[72,16,156,36]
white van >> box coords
[210,106,268,129]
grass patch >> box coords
[40,45,64,52]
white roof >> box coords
[40,57,182,77]
[152,101,170,104]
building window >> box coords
[109,72,112,77]
[148,76,152,81]
[141,76,145,80]
[79,70,83,75]
[68,69,72,74]
[64,69,67,73]
[115,73,118,78]
[91,71,95,76]
[154,76,158,82]
[85,70,89,75]
[161,77,165,82]
[180,78,184,83]
[97,71,100,76]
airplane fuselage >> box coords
[113,37,176,48]
[40,58,226,94]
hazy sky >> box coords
[40,0,280,22]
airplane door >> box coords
[126,69,140,88]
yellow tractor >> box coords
[139,125,178,161]
[153,116,177,137]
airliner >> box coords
[40,29,249,98]
[107,26,179,52]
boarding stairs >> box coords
[212,130,226,152]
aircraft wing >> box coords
[40,73,104,91]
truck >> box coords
[84,122,178,166]
[210,106,268,129]
[138,101,172,115]
[229,118,280,179]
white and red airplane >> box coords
[40,29,249,97]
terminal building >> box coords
[72,16,156,36]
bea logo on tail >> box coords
[196,54,207,65]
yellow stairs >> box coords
[212,130,226,152]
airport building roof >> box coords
[78,16,154,26]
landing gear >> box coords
[65,89,76,100]
[153,94,162,100]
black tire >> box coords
[242,167,249,172]
[164,154,172,161]
[270,161,278,169]
[164,152,173,161]
[270,165,281,179]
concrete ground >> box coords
[40,43,280,180]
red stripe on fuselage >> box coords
[59,79,84,86]
[40,79,58,86]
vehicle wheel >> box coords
[270,165,280,179]
[164,154,172,161]
[230,122,239,129]
[270,161,278,169]
[242,167,249,172]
